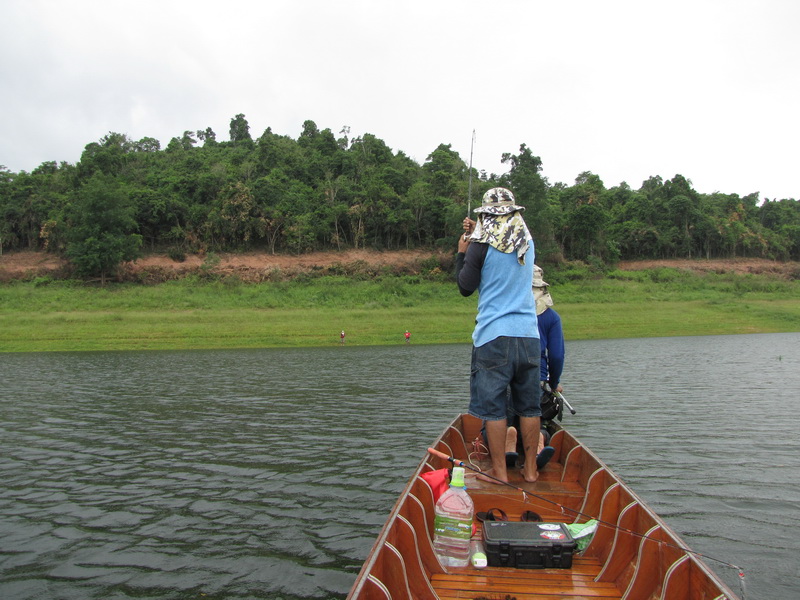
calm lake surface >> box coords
[1,332,798,600]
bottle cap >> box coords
[451,466,466,488]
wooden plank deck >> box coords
[432,556,621,600]
[462,457,588,523]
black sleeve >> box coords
[455,243,487,297]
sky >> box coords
[2,0,798,201]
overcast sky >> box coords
[2,0,798,200]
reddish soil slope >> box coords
[1,250,797,281]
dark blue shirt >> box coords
[538,307,564,386]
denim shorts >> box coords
[468,336,541,421]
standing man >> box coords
[340,330,346,345]
[456,188,541,484]
[404,330,411,344]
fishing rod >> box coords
[542,382,577,416]
[463,129,476,241]
[556,391,577,415]
[467,129,475,215]
[426,446,746,594]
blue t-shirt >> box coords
[472,242,539,347]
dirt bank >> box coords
[1,250,797,281]
[0,249,449,282]
[617,258,799,277]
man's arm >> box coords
[546,311,565,387]
[456,243,487,296]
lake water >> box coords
[1,333,798,600]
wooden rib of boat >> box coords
[347,413,740,600]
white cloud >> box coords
[1,0,798,200]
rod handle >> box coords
[427,447,451,461]
[427,447,467,468]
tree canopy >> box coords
[1,114,798,280]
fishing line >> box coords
[427,447,746,595]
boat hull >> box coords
[347,413,739,600]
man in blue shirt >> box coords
[533,265,565,396]
[456,188,541,484]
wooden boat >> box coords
[347,413,741,600]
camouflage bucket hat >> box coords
[533,265,553,314]
[532,265,549,288]
[473,187,525,215]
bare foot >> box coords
[505,427,518,454]
[477,468,508,485]
[521,466,539,483]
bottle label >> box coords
[434,515,471,540]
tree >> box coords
[180,130,197,150]
[403,180,437,245]
[196,127,217,146]
[216,182,265,247]
[133,137,161,153]
[229,113,253,146]
[500,144,555,260]
[759,198,800,259]
[78,132,134,179]
[252,171,313,254]
[65,175,142,283]
[422,144,466,201]
[320,170,348,249]
[557,172,613,261]
[565,202,610,260]
[4,114,797,262]
[0,166,11,253]
[297,119,320,147]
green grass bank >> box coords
[1,268,798,353]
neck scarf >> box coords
[469,212,533,264]
[533,287,554,315]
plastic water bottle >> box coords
[432,466,474,567]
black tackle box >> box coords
[482,521,577,569]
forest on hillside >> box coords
[1,114,798,279]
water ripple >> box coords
[1,335,798,599]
